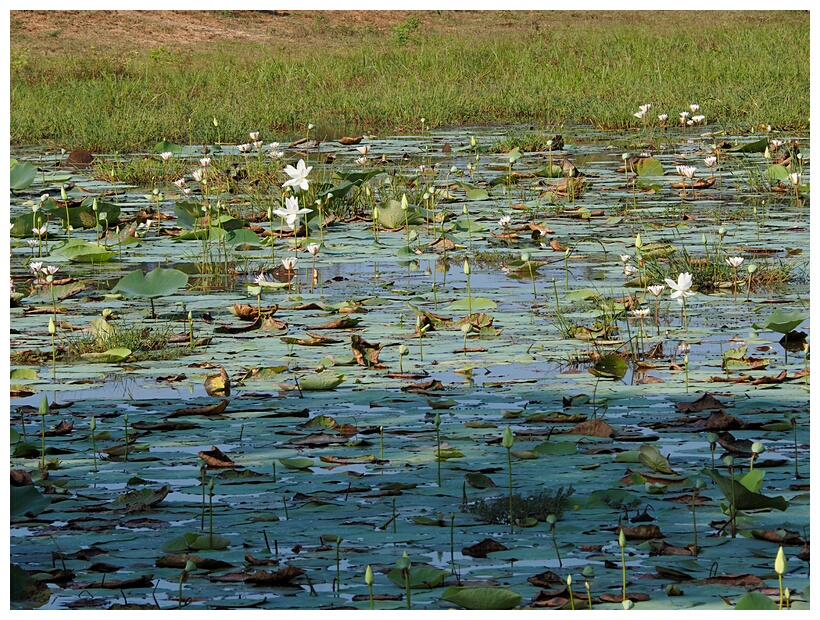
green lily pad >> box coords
[80,347,132,363]
[278,458,314,470]
[387,565,451,589]
[441,586,522,610]
[752,309,809,334]
[10,485,50,518]
[112,267,188,298]
[298,373,346,391]
[589,354,627,380]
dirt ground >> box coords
[10,10,718,55]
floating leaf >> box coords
[278,458,314,470]
[298,373,346,391]
[589,354,627,380]
[734,592,778,610]
[10,485,50,518]
[387,565,451,589]
[638,445,675,474]
[80,347,131,363]
[441,586,521,610]
[752,309,809,334]
[112,267,188,299]
[10,161,37,190]
[634,156,664,177]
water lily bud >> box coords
[48,317,56,335]
[566,574,572,586]
[706,432,718,444]
[718,227,726,237]
[213,117,219,127]
[92,198,98,211]
[622,600,634,610]
[622,152,629,161]
[462,205,468,215]
[90,417,96,431]
[434,412,441,427]
[521,252,530,262]
[694,478,706,489]
[748,264,758,274]
[502,426,514,449]
[684,354,689,366]
[764,147,770,159]
[463,260,470,275]
[701,234,706,245]
[460,323,471,335]
[188,311,193,321]
[450,166,457,174]
[618,528,626,548]
[61,186,68,202]
[470,136,476,147]
[365,564,374,586]
[775,546,786,575]
[546,139,553,147]
[635,234,642,249]
[401,194,408,211]
[751,441,765,455]
[39,395,49,416]
[546,514,557,525]
[420,118,426,125]
[722,455,734,467]
[184,560,197,572]
[399,344,409,356]
[208,477,214,493]
[372,206,379,222]
[308,123,314,130]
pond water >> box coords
[10,124,810,610]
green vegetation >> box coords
[10,11,809,150]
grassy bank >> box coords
[10,10,809,151]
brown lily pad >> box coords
[198,445,236,468]
[246,565,305,586]
[564,419,612,437]
[350,334,385,369]
[675,393,726,413]
[618,524,665,540]
[169,399,229,418]
[462,538,508,558]
[204,367,231,396]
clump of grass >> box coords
[491,132,560,153]
[63,322,182,362]
[469,485,574,526]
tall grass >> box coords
[10,11,808,150]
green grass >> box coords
[10,11,809,151]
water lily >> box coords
[499,215,511,227]
[658,113,668,123]
[355,156,367,166]
[253,140,263,149]
[620,254,630,263]
[249,131,259,141]
[624,264,638,278]
[665,272,694,302]
[704,155,717,168]
[692,114,706,125]
[200,157,211,167]
[676,165,696,179]
[725,256,744,268]
[268,150,284,159]
[281,257,298,271]
[191,168,205,182]
[356,145,370,156]
[159,151,173,161]
[689,103,700,113]
[254,273,268,285]
[770,138,784,150]
[282,158,312,191]
[632,308,650,319]
[788,172,801,186]
[633,109,646,120]
[306,243,320,256]
[269,141,280,151]
[29,261,44,275]
[237,143,252,153]
[32,223,48,237]
[647,284,665,297]
[274,196,311,230]
[173,178,186,189]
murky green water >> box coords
[10,125,810,610]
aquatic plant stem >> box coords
[619,529,627,602]
[435,413,442,486]
[502,427,514,535]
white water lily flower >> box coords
[306,243,321,256]
[237,143,252,153]
[620,254,630,263]
[704,156,717,168]
[647,284,666,297]
[269,142,280,151]
[191,168,205,182]
[282,159,313,191]
[680,111,690,120]
[770,138,784,149]
[355,156,367,166]
[632,308,650,319]
[29,261,43,274]
[726,257,744,268]
[200,157,211,167]
[356,145,370,156]
[173,178,186,188]
[249,131,260,141]
[639,103,652,113]
[254,273,268,285]
[32,224,48,237]
[788,172,801,186]
[624,265,638,277]
[690,104,700,113]
[281,257,298,271]
[692,114,706,124]
[253,140,264,149]
[499,215,511,227]
[274,196,311,230]
[676,165,697,179]
[665,272,695,303]
[658,113,668,122]
[633,109,646,119]
[27,239,37,249]
[268,150,284,159]
[159,152,173,161]
[45,265,60,276]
